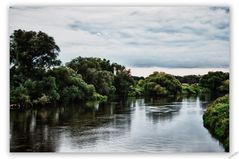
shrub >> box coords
[203,95,229,151]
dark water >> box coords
[10,97,224,152]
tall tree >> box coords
[10,29,61,78]
[112,63,134,99]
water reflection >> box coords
[10,97,224,152]
[144,97,182,123]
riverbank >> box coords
[203,95,229,152]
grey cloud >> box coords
[131,59,229,68]
[127,52,229,68]
[9,6,230,69]
[209,35,229,41]
[68,21,109,34]
[209,6,230,13]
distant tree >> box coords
[199,71,229,96]
[175,75,201,84]
[182,83,201,96]
[132,76,145,81]
[144,72,182,97]
[218,80,229,94]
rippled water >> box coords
[10,97,224,152]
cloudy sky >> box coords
[9,6,230,76]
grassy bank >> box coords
[203,95,229,152]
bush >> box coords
[199,71,229,96]
[143,72,182,97]
[36,94,50,105]
[182,83,201,96]
[10,85,31,107]
[203,95,229,151]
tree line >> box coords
[10,29,229,108]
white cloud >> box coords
[9,6,230,69]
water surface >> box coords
[10,97,224,152]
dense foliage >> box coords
[143,72,182,97]
[10,30,105,107]
[66,57,115,97]
[203,95,229,151]
[181,83,201,96]
[10,30,61,78]
[128,79,144,97]
[175,75,201,84]
[10,30,137,107]
[47,67,106,103]
[176,71,229,97]
[199,72,229,152]
[10,29,230,111]
[199,71,229,96]
[66,57,135,99]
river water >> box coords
[10,97,224,152]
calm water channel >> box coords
[10,97,224,152]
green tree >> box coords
[175,75,201,84]
[114,69,134,99]
[66,57,116,97]
[10,30,108,107]
[182,83,201,96]
[10,29,61,81]
[10,29,61,70]
[47,67,105,102]
[218,80,229,94]
[199,71,229,96]
[144,72,182,97]
[94,71,115,96]
[10,85,31,107]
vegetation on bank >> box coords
[199,71,229,97]
[181,83,201,96]
[203,95,229,152]
[177,72,230,152]
[143,72,182,97]
[10,29,230,108]
[10,30,134,107]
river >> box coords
[10,97,224,152]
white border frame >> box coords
[1,0,238,159]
